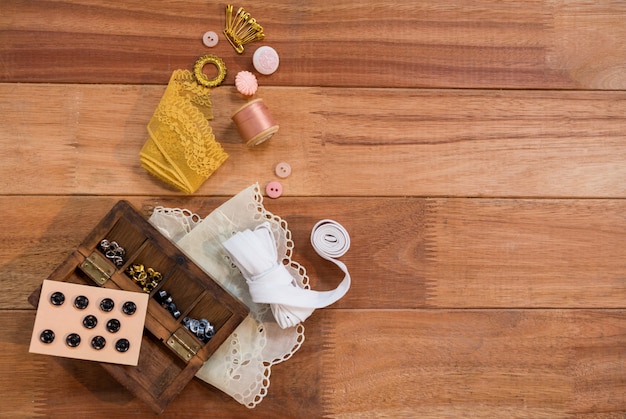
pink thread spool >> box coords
[231,98,279,147]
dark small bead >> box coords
[106,318,121,333]
[100,298,114,312]
[66,333,81,347]
[122,301,136,315]
[40,329,55,344]
[82,314,98,329]
[74,295,89,310]
[157,290,172,306]
[50,292,65,306]
[91,335,106,350]
[115,338,130,353]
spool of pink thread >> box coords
[231,98,279,146]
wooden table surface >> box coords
[2,1,626,417]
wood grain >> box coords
[2,0,626,416]
[2,1,626,89]
[2,196,626,311]
[320,309,626,418]
[3,309,626,417]
[1,84,625,197]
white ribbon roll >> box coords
[311,219,350,259]
[223,220,351,329]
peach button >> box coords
[202,31,219,47]
[275,162,291,178]
[253,46,280,75]
[266,181,283,198]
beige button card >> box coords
[29,280,149,366]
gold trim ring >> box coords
[193,54,227,88]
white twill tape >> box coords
[311,219,350,259]
[223,220,351,329]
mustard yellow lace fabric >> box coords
[140,69,228,194]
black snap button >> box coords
[122,301,136,315]
[66,333,81,347]
[82,314,98,329]
[91,335,106,350]
[74,295,89,310]
[100,298,114,312]
[115,338,130,353]
[50,292,65,306]
[40,329,55,344]
[106,318,121,333]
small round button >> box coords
[82,314,98,329]
[115,338,130,353]
[122,301,136,315]
[106,318,121,333]
[91,335,106,350]
[40,329,55,344]
[275,162,291,178]
[50,292,65,306]
[253,46,280,75]
[74,295,89,310]
[265,181,283,199]
[66,333,81,348]
[100,298,114,312]
[202,30,219,47]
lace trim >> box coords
[152,69,227,177]
[140,69,228,194]
[148,184,306,408]
[226,186,307,408]
[152,206,202,232]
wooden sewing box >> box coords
[28,200,249,414]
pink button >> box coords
[253,46,280,75]
[266,181,283,198]
[275,162,291,178]
[202,31,219,47]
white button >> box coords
[202,31,219,48]
[275,162,291,178]
[253,46,280,75]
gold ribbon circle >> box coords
[193,54,227,88]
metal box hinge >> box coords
[167,327,201,362]
[80,251,116,286]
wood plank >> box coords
[320,309,626,418]
[3,196,626,310]
[2,0,624,417]
[1,84,625,198]
[5,309,626,417]
[1,1,626,89]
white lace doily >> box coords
[148,183,307,408]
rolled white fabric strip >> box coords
[311,219,350,258]
[223,220,351,328]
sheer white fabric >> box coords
[148,183,306,408]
